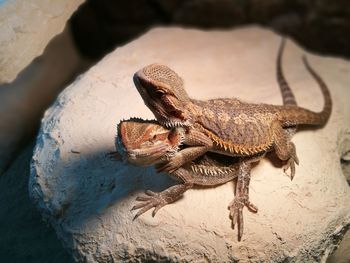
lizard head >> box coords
[133,63,191,127]
[116,118,184,166]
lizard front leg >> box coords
[132,167,194,219]
[272,121,299,180]
[157,127,213,173]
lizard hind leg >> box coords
[228,161,258,241]
[272,122,299,180]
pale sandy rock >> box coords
[30,27,350,262]
[0,0,84,83]
[0,0,88,173]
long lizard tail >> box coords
[279,55,332,126]
[277,38,297,106]
[277,38,298,137]
[301,55,332,123]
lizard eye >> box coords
[153,134,157,139]
[155,91,164,98]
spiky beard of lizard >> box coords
[141,90,192,128]
[149,95,193,128]
[163,128,185,160]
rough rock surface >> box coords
[30,27,350,262]
[0,0,88,174]
[0,0,83,83]
[0,141,74,262]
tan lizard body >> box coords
[116,118,260,240]
[133,41,331,178]
[119,39,332,240]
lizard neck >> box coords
[159,100,198,128]
[184,100,203,123]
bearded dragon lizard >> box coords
[116,118,263,240]
[130,39,332,239]
[117,118,241,197]
[133,43,331,177]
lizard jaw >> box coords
[116,119,186,166]
[127,127,186,165]
[133,74,170,120]
[164,127,185,159]
[133,72,190,127]
[161,119,192,129]
[127,144,169,165]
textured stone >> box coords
[0,0,84,83]
[30,27,350,262]
[0,1,88,174]
[0,141,73,262]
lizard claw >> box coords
[228,196,258,241]
[283,155,299,180]
[131,190,167,220]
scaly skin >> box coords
[116,118,266,240]
[117,118,244,187]
[129,39,332,240]
[133,39,332,180]
[116,120,242,211]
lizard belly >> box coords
[182,154,239,186]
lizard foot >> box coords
[131,190,169,220]
[228,196,258,241]
[283,155,299,180]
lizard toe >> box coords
[283,157,297,180]
[228,199,244,241]
[246,201,258,213]
[228,195,257,240]
[132,190,168,219]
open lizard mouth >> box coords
[127,133,184,166]
[118,133,169,166]
[116,119,185,166]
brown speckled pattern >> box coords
[130,40,332,240]
[134,54,331,164]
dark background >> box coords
[0,0,349,262]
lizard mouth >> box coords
[116,119,185,166]
[133,74,186,127]
[128,144,168,162]
[117,134,169,166]
[126,127,185,165]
